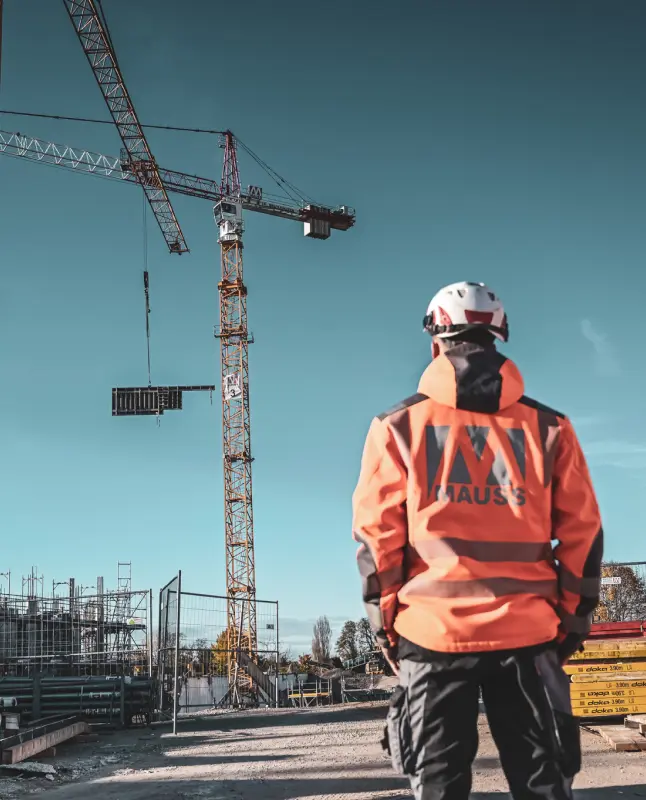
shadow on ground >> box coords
[38,775,411,799]
[162,752,295,768]
[37,779,646,800]
[173,704,388,732]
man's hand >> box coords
[557,632,585,665]
[382,645,400,677]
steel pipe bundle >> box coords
[0,675,153,726]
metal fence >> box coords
[595,561,646,623]
[0,589,151,677]
[158,573,279,725]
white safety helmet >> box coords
[423,281,509,342]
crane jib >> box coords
[62,0,188,254]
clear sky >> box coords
[1,1,644,655]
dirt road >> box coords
[2,704,646,799]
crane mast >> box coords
[214,133,256,703]
[61,0,188,254]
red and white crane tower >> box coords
[2,0,354,704]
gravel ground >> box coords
[1,704,645,799]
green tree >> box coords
[312,616,332,663]
[336,620,358,661]
[356,617,376,653]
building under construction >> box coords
[0,565,151,678]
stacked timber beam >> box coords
[0,716,90,764]
[565,622,646,720]
[592,715,646,751]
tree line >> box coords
[311,616,377,663]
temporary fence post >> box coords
[158,586,164,716]
[275,601,280,709]
[148,589,153,679]
[172,570,182,735]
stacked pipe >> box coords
[0,676,153,726]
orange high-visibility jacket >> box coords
[352,343,603,653]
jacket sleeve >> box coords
[352,417,408,649]
[551,418,604,654]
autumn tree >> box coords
[356,617,377,653]
[595,564,646,622]
[312,616,332,663]
[297,653,314,674]
[336,620,359,661]
[210,627,251,675]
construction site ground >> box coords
[1,703,645,800]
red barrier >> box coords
[587,621,645,640]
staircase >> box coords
[237,652,275,705]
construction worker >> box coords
[352,282,603,800]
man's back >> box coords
[352,341,602,655]
[352,282,603,800]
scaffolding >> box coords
[287,677,332,708]
[0,572,151,677]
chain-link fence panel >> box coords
[158,574,180,719]
[158,579,279,712]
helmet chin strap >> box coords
[432,340,440,360]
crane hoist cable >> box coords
[235,136,317,206]
[0,109,225,135]
[142,191,152,388]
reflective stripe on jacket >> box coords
[352,343,603,653]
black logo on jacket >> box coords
[426,425,526,506]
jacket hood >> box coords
[418,343,524,413]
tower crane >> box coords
[3,0,354,707]
[0,124,353,705]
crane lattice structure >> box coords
[3,0,355,706]
[62,0,187,254]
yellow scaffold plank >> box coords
[565,662,646,675]
[569,648,646,661]
[572,696,642,710]
[573,702,646,717]
[571,685,646,701]
[572,694,646,710]
[570,681,646,700]
[570,671,646,683]
[582,640,646,651]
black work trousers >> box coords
[384,642,581,800]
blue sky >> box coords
[1,1,644,655]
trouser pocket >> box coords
[553,709,581,778]
[382,685,414,776]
